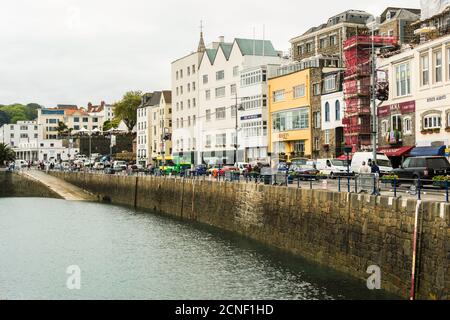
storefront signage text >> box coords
[377,100,415,117]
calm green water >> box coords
[0,198,398,300]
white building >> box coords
[136,93,152,166]
[0,121,41,149]
[197,36,284,165]
[377,33,450,157]
[320,71,345,158]
[171,32,204,165]
[239,65,281,163]
[87,101,115,123]
[14,140,79,162]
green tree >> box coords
[0,110,10,126]
[0,103,40,124]
[113,91,142,132]
[0,143,15,165]
[103,118,121,131]
[57,121,71,138]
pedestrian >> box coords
[371,161,380,175]
[358,161,370,174]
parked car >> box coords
[194,164,207,175]
[350,152,393,175]
[93,162,105,170]
[14,160,27,169]
[218,166,239,176]
[131,164,145,173]
[316,159,351,178]
[236,162,249,174]
[104,167,116,175]
[277,162,290,172]
[393,156,450,186]
[289,162,319,179]
[113,161,127,171]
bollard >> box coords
[354,176,358,193]
[347,176,351,193]
[373,175,377,195]
[297,177,300,189]
[446,180,449,203]
[394,178,397,198]
[309,177,312,190]
[338,176,341,193]
[417,177,421,200]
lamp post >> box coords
[232,92,247,165]
[371,24,377,164]
[344,145,352,175]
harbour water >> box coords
[0,198,398,300]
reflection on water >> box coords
[0,198,398,300]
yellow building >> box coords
[268,68,313,161]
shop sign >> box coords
[427,95,447,103]
[377,100,415,117]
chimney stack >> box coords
[218,36,225,43]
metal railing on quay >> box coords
[44,167,450,203]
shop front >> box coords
[377,146,414,168]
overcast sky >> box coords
[0,0,420,107]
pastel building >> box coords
[268,67,314,161]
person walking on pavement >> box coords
[371,161,380,176]
[358,161,370,174]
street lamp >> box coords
[344,145,353,175]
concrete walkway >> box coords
[18,170,96,201]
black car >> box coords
[393,156,450,185]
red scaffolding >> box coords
[343,36,397,153]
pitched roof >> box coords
[65,109,88,116]
[235,38,278,57]
[149,91,162,106]
[220,43,233,59]
[57,104,78,110]
[201,38,279,65]
[162,90,172,104]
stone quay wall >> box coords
[0,170,62,199]
[48,171,450,300]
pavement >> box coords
[18,169,96,201]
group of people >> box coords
[358,159,380,175]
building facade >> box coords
[150,91,172,163]
[136,93,153,166]
[198,37,283,165]
[14,139,79,162]
[268,67,313,161]
[0,121,41,149]
[290,10,373,67]
[377,33,450,164]
[320,71,345,158]
[378,7,421,44]
[171,34,203,165]
[238,65,281,163]
[87,101,115,124]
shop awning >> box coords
[377,146,414,157]
[409,146,446,157]
[337,154,352,160]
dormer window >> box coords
[386,12,392,20]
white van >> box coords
[316,159,350,177]
[14,159,27,169]
[350,152,393,174]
